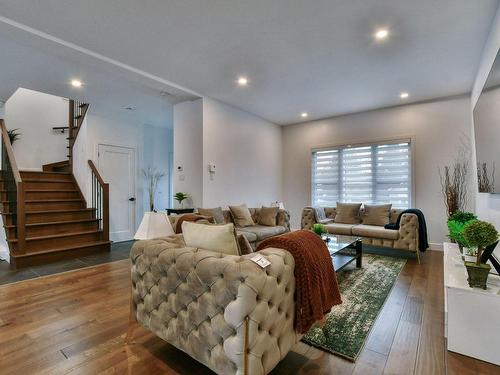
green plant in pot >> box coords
[173,192,189,208]
[462,220,499,289]
[447,211,478,253]
[312,223,327,236]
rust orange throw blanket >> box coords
[257,230,342,333]
[174,214,214,234]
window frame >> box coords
[310,137,415,208]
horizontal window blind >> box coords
[312,141,411,208]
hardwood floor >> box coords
[0,250,498,374]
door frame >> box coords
[96,142,138,242]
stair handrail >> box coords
[0,119,26,253]
[88,160,109,241]
[68,100,90,171]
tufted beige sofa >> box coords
[169,208,291,249]
[301,207,419,259]
[129,235,300,375]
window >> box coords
[312,140,411,208]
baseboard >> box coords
[429,242,443,251]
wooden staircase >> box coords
[0,100,110,268]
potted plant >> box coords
[447,211,477,254]
[312,223,327,236]
[7,128,20,145]
[173,192,190,208]
[462,220,499,289]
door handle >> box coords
[129,197,136,202]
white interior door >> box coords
[98,144,136,242]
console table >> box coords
[444,242,500,365]
[166,208,194,215]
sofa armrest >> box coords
[395,213,419,252]
[277,209,291,232]
[130,240,297,375]
[301,207,316,230]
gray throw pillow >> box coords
[228,204,255,227]
[197,207,225,224]
[362,204,392,226]
[258,206,279,226]
[334,202,362,224]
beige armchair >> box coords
[128,235,300,375]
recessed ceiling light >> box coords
[374,29,389,40]
[400,92,409,99]
[237,76,248,86]
[301,112,308,118]
[70,79,83,88]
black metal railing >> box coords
[0,119,26,253]
[88,160,109,241]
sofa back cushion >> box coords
[182,222,240,255]
[258,206,279,226]
[197,207,225,224]
[334,202,362,224]
[362,204,392,226]
[228,204,255,227]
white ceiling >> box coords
[0,0,498,125]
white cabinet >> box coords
[444,242,500,365]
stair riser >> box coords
[21,210,95,224]
[0,190,80,200]
[26,191,80,200]
[19,172,73,181]
[23,181,76,190]
[25,201,84,212]
[11,243,111,268]
[5,221,99,239]
[11,232,103,253]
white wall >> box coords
[173,99,204,208]
[282,96,472,245]
[143,124,173,211]
[202,98,282,208]
[5,88,68,170]
[72,111,173,238]
[173,98,283,209]
[472,4,500,229]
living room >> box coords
[1,1,500,374]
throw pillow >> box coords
[228,204,255,227]
[334,202,362,224]
[312,206,327,222]
[258,206,279,226]
[362,204,392,226]
[237,234,254,255]
[197,207,225,224]
[182,222,240,255]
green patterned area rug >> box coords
[302,254,407,361]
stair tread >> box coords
[11,240,112,258]
[20,171,71,175]
[5,218,100,229]
[2,208,95,216]
[8,229,102,242]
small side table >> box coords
[166,208,195,215]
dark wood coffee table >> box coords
[323,234,363,272]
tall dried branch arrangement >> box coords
[439,140,470,218]
[477,162,495,193]
[143,167,167,212]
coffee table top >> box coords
[323,234,361,255]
